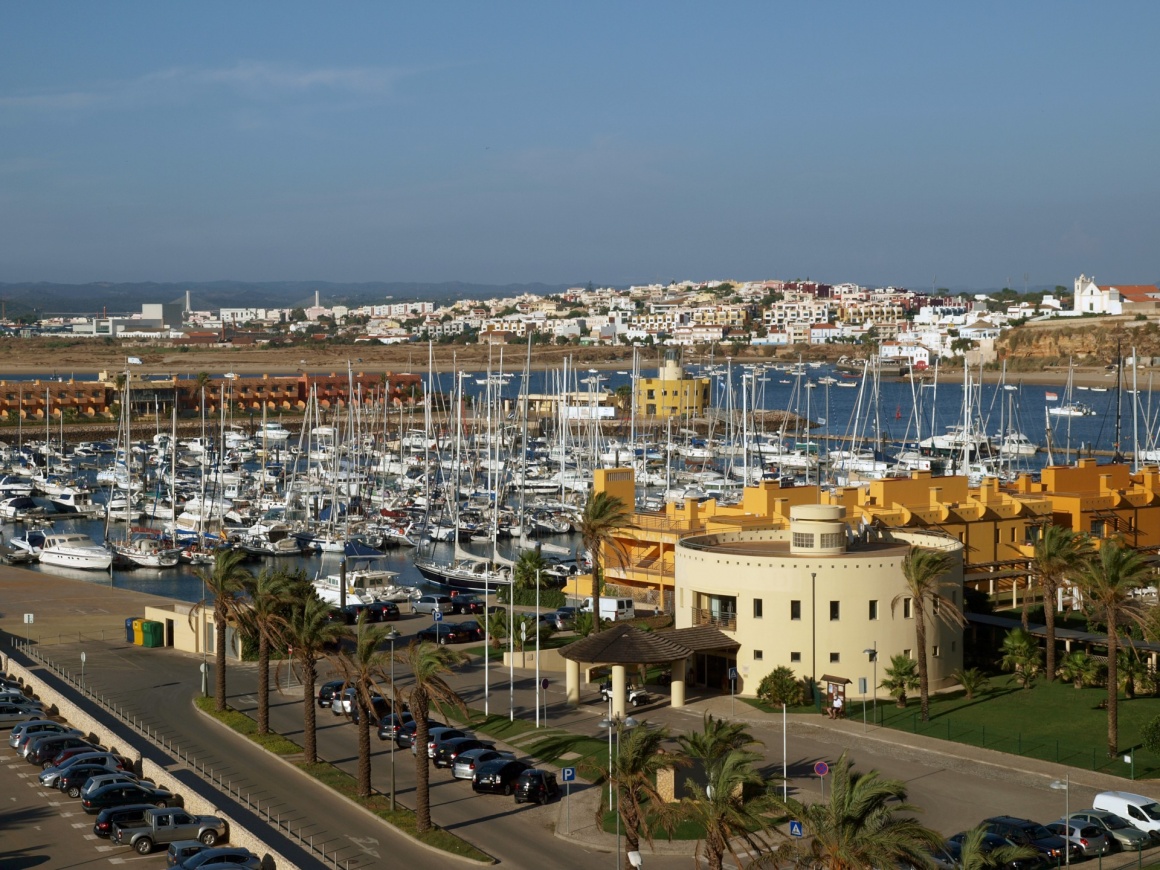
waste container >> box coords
[131,618,145,646]
[125,617,137,643]
[141,621,164,648]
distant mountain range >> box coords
[0,281,577,316]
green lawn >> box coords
[861,674,1160,778]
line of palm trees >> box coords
[192,548,466,833]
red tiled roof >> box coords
[1101,284,1159,303]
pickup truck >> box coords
[111,807,229,855]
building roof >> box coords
[559,623,694,664]
[656,625,740,652]
[1105,284,1160,303]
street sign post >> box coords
[728,666,738,716]
[814,760,830,801]
[562,766,576,832]
[433,610,443,622]
[80,651,86,686]
[789,820,804,838]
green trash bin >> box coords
[141,621,164,648]
[131,618,145,646]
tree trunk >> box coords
[303,659,318,765]
[916,607,930,722]
[1107,621,1119,758]
[1043,579,1058,682]
[257,635,270,734]
[1021,576,1030,630]
[214,609,228,712]
[414,692,432,832]
[357,695,372,798]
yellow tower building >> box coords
[634,353,710,419]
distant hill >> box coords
[0,280,577,317]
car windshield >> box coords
[1142,802,1160,821]
[1024,824,1053,839]
[1104,814,1132,829]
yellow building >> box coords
[634,355,710,419]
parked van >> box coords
[1093,792,1160,840]
[580,597,635,622]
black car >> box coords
[317,679,346,708]
[92,803,158,838]
[82,781,179,814]
[350,695,391,725]
[56,763,122,798]
[514,769,560,805]
[983,816,1069,863]
[367,601,400,621]
[378,712,414,741]
[394,719,445,749]
[451,620,484,642]
[472,759,532,795]
[433,736,492,769]
[416,623,468,645]
[449,595,486,615]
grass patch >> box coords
[867,673,1160,778]
[195,696,301,755]
[298,762,492,862]
[740,696,818,716]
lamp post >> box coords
[1050,773,1070,867]
[387,627,400,812]
[535,568,541,728]
[599,699,639,870]
[863,642,877,725]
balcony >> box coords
[693,607,737,632]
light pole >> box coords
[599,700,639,870]
[535,568,541,728]
[1050,773,1070,867]
[387,627,400,812]
[863,642,877,725]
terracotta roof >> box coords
[559,623,694,664]
[1102,284,1159,303]
[656,625,741,652]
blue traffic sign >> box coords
[561,766,577,782]
[433,610,443,622]
[728,667,739,681]
[789,820,804,838]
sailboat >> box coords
[1049,361,1095,417]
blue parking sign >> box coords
[789,820,803,838]
[561,767,576,782]
[433,610,443,622]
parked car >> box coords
[1046,820,1112,858]
[27,734,98,766]
[433,736,493,769]
[423,726,470,758]
[416,623,469,645]
[80,771,142,799]
[0,689,42,708]
[0,701,43,726]
[316,679,346,708]
[1068,809,1152,851]
[58,765,133,799]
[40,752,131,788]
[178,846,260,869]
[413,594,453,615]
[472,759,532,795]
[982,816,1070,863]
[946,831,1044,870]
[1092,791,1160,841]
[378,712,414,742]
[449,595,486,615]
[350,695,391,725]
[451,747,514,781]
[514,768,560,804]
[167,840,208,867]
[553,606,579,629]
[450,620,484,642]
[50,743,118,768]
[366,601,401,621]
[10,720,77,750]
[394,719,444,750]
[82,781,179,814]
[93,803,159,838]
[112,806,229,854]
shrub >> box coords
[756,666,805,707]
[1143,716,1160,753]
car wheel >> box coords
[503,783,512,796]
[439,637,447,646]
[632,697,641,707]
[154,800,167,808]
[200,830,218,846]
[67,785,80,798]
[135,837,153,855]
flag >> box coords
[1045,391,1058,401]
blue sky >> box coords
[1,3,1158,290]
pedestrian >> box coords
[832,694,844,720]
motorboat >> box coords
[38,533,113,571]
[1048,403,1095,417]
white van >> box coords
[1093,791,1160,838]
[581,597,635,622]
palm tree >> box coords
[950,667,990,700]
[193,371,213,412]
[579,490,630,594]
[763,750,944,870]
[282,594,348,764]
[1055,650,1100,689]
[401,641,467,833]
[338,615,396,798]
[1117,647,1151,699]
[190,549,252,712]
[953,825,1038,869]
[678,713,759,763]
[1074,537,1153,756]
[881,654,919,709]
[596,722,681,865]
[1032,524,1093,680]
[893,547,963,721]
[512,548,548,594]
[572,610,602,638]
[999,628,1042,690]
[485,609,509,649]
[235,567,292,734]
[681,748,773,870]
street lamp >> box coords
[863,643,878,726]
[1050,773,1070,867]
[600,700,639,870]
[387,627,400,812]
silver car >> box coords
[451,747,514,780]
[80,771,139,799]
[40,752,127,788]
[9,720,73,749]
[1067,810,1150,851]
[0,702,43,726]
[1048,820,1111,858]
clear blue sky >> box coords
[2,2,1157,291]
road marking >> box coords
[83,833,98,839]
[347,834,381,858]
[72,822,88,828]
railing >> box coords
[10,637,355,869]
[692,607,736,632]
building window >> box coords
[932,596,940,615]
[904,648,912,659]
[903,597,913,619]
[820,532,844,549]
[790,600,801,620]
[753,598,763,619]
[790,651,801,663]
[754,650,763,661]
[1091,519,1105,539]
[932,645,940,658]
[829,652,840,663]
[868,600,878,620]
[829,601,840,621]
[792,532,814,549]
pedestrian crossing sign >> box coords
[789,820,803,838]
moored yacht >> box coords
[38,533,113,571]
